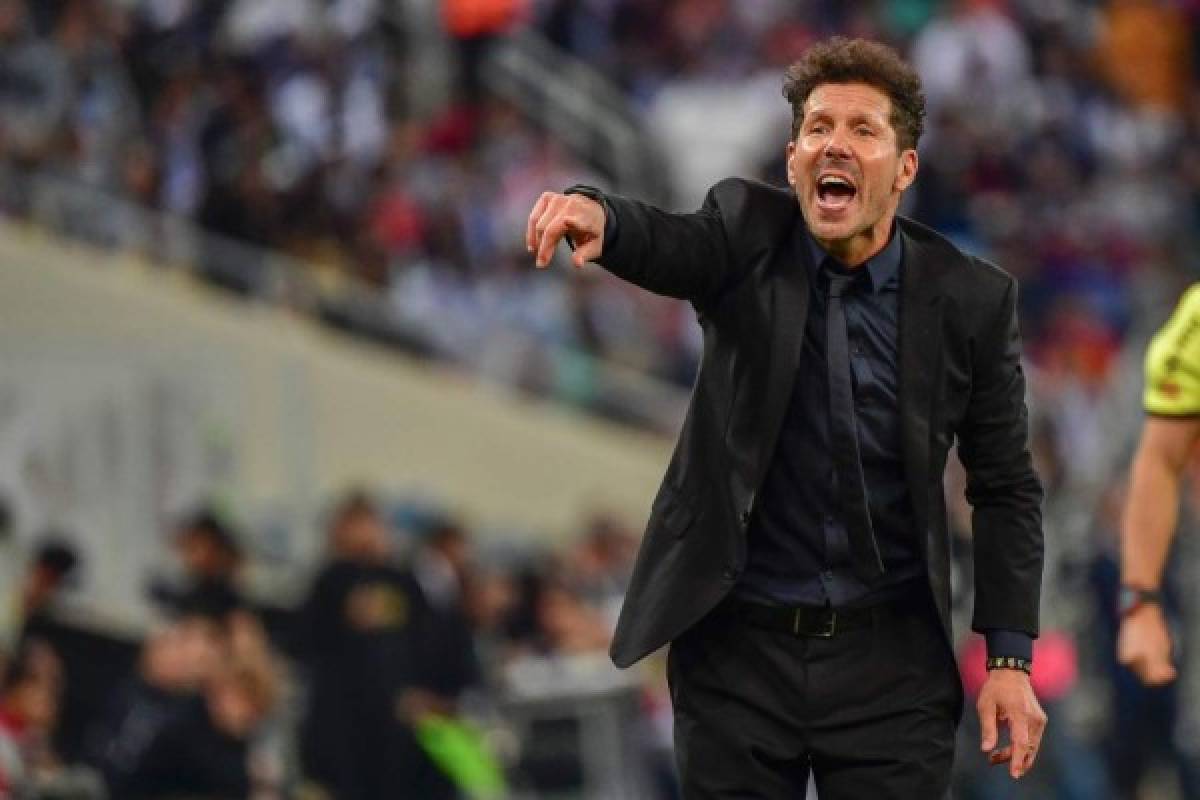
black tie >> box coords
[825,271,885,582]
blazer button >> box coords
[739,510,751,527]
[722,566,740,581]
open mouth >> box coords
[815,173,857,211]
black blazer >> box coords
[586,178,1044,668]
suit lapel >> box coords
[898,227,944,545]
[758,218,811,482]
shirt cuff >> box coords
[985,629,1033,662]
[563,185,619,253]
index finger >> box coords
[978,695,998,752]
[536,216,573,268]
[527,192,555,253]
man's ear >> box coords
[894,148,918,192]
[786,140,798,190]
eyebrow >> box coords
[803,110,883,126]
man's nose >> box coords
[823,130,852,159]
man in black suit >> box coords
[526,37,1045,797]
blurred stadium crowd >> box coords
[2,0,1200,405]
[1,496,661,798]
[4,0,1200,797]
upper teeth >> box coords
[820,176,851,188]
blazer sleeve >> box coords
[957,274,1045,638]
[574,180,747,308]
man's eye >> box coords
[856,126,874,136]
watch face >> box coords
[1119,587,1161,616]
[1118,587,1139,616]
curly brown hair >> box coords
[783,37,926,151]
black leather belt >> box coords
[727,599,878,638]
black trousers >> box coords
[667,590,963,799]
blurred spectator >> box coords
[0,538,79,652]
[116,658,278,799]
[1095,0,1192,113]
[533,578,611,656]
[411,517,484,701]
[0,0,71,161]
[443,0,527,98]
[910,0,1032,115]
[296,491,457,799]
[149,508,245,623]
[561,512,637,626]
[0,640,62,795]
[83,606,286,799]
[0,639,101,798]
[84,614,223,795]
[464,561,521,667]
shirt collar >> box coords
[805,222,903,294]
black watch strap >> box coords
[563,184,605,205]
[1118,586,1163,617]
[563,185,617,253]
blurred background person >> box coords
[111,655,280,799]
[0,538,79,653]
[1119,285,1200,687]
[0,639,103,798]
[83,613,223,795]
[0,640,63,795]
[295,491,459,800]
[148,508,246,624]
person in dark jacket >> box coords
[86,614,224,794]
[298,492,457,800]
[118,658,276,799]
[526,36,1046,798]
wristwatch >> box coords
[563,184,606,206]
[1118,586,1163,618]
[563,185,617,249]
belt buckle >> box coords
[792,609,837,638]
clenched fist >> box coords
[1118,602,1177,686]
[526,191,606,269]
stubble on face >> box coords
[787,82,917,267]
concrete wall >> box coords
[0,223,674,623]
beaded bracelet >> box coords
[986,656,1032,675]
